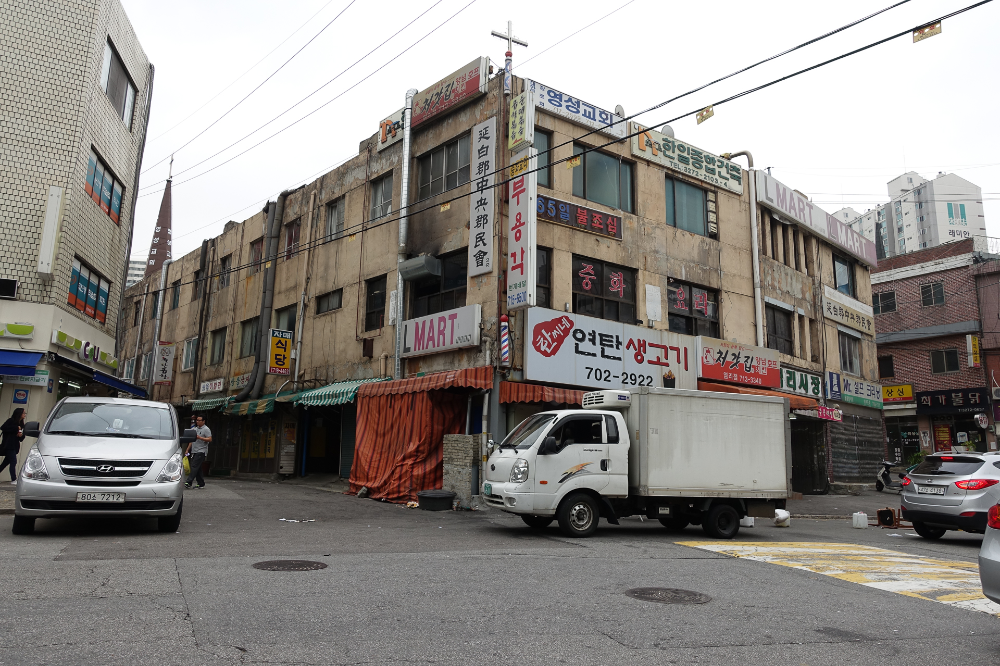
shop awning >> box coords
[0,350,44,376]
[294,377,390,407]
[499,381,583,405]
[697,380,818,410]
[358,366,493,397]
[93,371,148,399]
[223,390,300,416]
[190,396,230,412]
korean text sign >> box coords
[537,194,622,240]
[154,342,175,386]
[468,117,496,277]
[401,304,481,358]
[507,147,537,310]
[916,388,989,415]
[822,294,874,335]
[826,371,883,409]
[411,57,488,128]
[698,337,780,388]
[778,367,822,398]
[268,329,292,376]
[526,80,626,139]
[630,123,744,195]
[525,308,697,390]
[508,90,534,152]
[882,384,914,403]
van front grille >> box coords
[58,458,153,478]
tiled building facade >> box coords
[0,0,152,437]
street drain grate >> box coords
[252,560,328,572]
[625,588,711,604]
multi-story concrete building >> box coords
[125,258,145,288]
[872,238,997,461]
[121,62,881,494]
[838,171,986,260]
[0,0,153,433]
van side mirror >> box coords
[180,428,198,444]
[23,422,40,438]
[539,436,558,455]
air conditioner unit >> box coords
[992,387,1000,400]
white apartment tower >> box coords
[0,0,153,429]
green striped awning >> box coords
[190,396,230,412]
[294,377,390,408]
[223,390,302,416]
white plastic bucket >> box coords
[852,512,868,528]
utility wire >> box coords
[149,0,991,282]
[141,0,359,175]
[514,0,639,69]
[145,0,341,145]
[137,0,475,198]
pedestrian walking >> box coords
[0,408,26,483]
[184,415,211,489]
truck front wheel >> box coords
[702,504,740,539]
[521,515,553,529]
[557,493,599,538]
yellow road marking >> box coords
[679,541,1000,616]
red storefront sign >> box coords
[411,57,488,128]
[697,337,780,388]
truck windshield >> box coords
[47,402,174,440]
[500,414,556,451]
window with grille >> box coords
[417,134,470,200]
[921,282,944,306]
[873,291,896,314]
[325,199,345,239]
[317,290,343,314]
[370,174,393,219]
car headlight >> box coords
[156,452,184,483]
[22,446,49,481]
[510,458,529,484]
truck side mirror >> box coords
[23,421,40,438]
[486,439,496,456]
[180,428,198,444]
[539,436,558,455]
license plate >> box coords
[76,492,125,503]
[917,485,945,495]
[483,483,492,496]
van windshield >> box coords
[500,414,556,451]
[47,402,174,440]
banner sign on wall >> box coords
[154,342,175,386]
[882,384,914,403]
[698,337,780,388]
[268,329,293,375]
[756,171,878,266]
[1,369,49,387]
[230,373,252,390]
[376,108,405,152]
[508,90,534,152]
[827,371,883,409]
[916,387,989,415]
[778,367,823,398]
[507,147,538,310]
[411,57,488,128]
[200,378,224,394]
[823,287,874,335]
[630,123,744,195]
[526,79,626,139]
[468,117,496,277]
[525,308,697,391]
[401,304,481,358]
[536,194,623,240]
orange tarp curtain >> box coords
[350,366,492,503]
[498,381,583,405]
[697,380,819,410]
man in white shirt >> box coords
[184,415,212,489]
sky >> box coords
[121,0,1000,262]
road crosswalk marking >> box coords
[679,541,1000,616]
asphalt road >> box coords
[1,479,998,665]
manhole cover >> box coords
[252,560,328,572]
[625,588,711,604]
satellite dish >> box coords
[615,104,625,117]
[660,124,675,138]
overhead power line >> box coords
[514,0,639,69]
[140,0,359,175]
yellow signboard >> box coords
[882,384,914,403]
[268,328,292,375]
[968,335,981,368]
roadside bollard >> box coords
[852,512,868,528]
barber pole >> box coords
[500,315,511,367]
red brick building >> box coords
[872,238,996,458]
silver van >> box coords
[13,397,195,535]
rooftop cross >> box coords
[491,21,527,96]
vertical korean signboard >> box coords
[507,147,537,310]
[508,90,534,152]
[268,329,292,375]
[468,117,496,277]
[154,341,175,386]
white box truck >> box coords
[482,387,791,539]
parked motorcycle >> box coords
[875,460,909,492]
